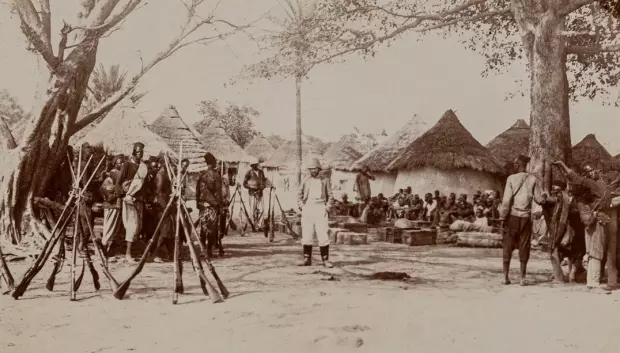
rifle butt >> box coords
[201,272,223,303]
[113,281,130,300]
[45,267,59,291]
[207,264,229,299]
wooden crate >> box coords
[342,223,368,233]
[386,228,408,244]
[402,229,437,246]
[375,227,388,242]
[328,228,347,244]
[336,232,368,245]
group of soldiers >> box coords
[499,154,620,294]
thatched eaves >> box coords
[571,134,620,171]
[78,106,175,159]
[199,126,257,164]
[485,119,530,169]
[351,115,428,172]
[322,137,364,171]
[387,109,504,174]
[244,133,275,161]
[149,105,208,172]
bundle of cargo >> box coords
[336,232,368,245]
[449,219,496,233]
[456,232,502,248]
[436,228,457,244]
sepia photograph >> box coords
[2,0,620,352]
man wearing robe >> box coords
[100,155,124,252]
[196,152,223,258]
[115,142,148,263]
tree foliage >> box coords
[266,134,286,149]
[311,0,620,104]
[0,89,28,126]
[194,100,260,148]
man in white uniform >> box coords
[297,158,335,268]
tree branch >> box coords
[13,0,57,68]
[72,4,249,133]
[38,0,51,47]
[71,0,143,35]
[567,43,620,54]
[0,115,17,149]
[560,0,596,15]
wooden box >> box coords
[342,223,368,233]
[375,227,388,242]
[386,228,404,244]
[402,229,437,246]
[336,232,368,245]
[328,228,347,244]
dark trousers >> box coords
[567,212,586,262]
[503,215,532,264]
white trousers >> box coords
[301,202,329,247]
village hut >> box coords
[78,105,175,159]
[351,115,428,197]
[387,109,504,197]
[149,105,208,173]
[321,137,364,199]
[485,119,530,173]
[571,134,620,172]
[244,133,275,161]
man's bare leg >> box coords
[125,241,136,263]
[502,259,511,285]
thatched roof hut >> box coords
[571,134,620,171]
[78,106,175,158]
[322,138,364,171]
[244,133,275,161]
[149,105,208,172]
[199,126,256,164]
[485,119,530,170]
[263,133,324,170]
[351,115,428,172]
[388,109,503,197]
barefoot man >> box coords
[498,155,547,286]
[115,142,148,263]
[297,158,335,268]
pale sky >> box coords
[1,0,620,154]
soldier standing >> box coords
[297,158,335,268]
[195,152,223,258]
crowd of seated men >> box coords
[332,187,503,228]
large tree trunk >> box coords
[513,2,572,189]
[295,74,303,186]
[0,39,98,245]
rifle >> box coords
[181,202,229,299]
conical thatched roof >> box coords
[485,119,530,169]
[199,126,256,163]
[322,137,364,171]
[149,105,208,171]
[78,106,175,159]
[263,133,324,170]
[571,134,620,171]
[387,109,503,174]
[244,133,275,161]
[351,115,428,172]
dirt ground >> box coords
[2,232,620,353]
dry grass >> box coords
[485,119,529,172]
[351,115,428,172]
[244,133,275,161]
[387,109,504,175]
[199,126,257,163]
[149,105,209,172]
[571,133,620,172]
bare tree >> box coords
[312,0,620,189]
[0,0,251,244]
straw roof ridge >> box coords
[485,119,530,169]
[199,126,256,163]
[78,106,176,160]
[387,109,503,174]
[351,115,428,172]
[571,133,620,171]
[244,133,275,161]
[322,139,364,171]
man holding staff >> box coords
[297,158,335,268]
